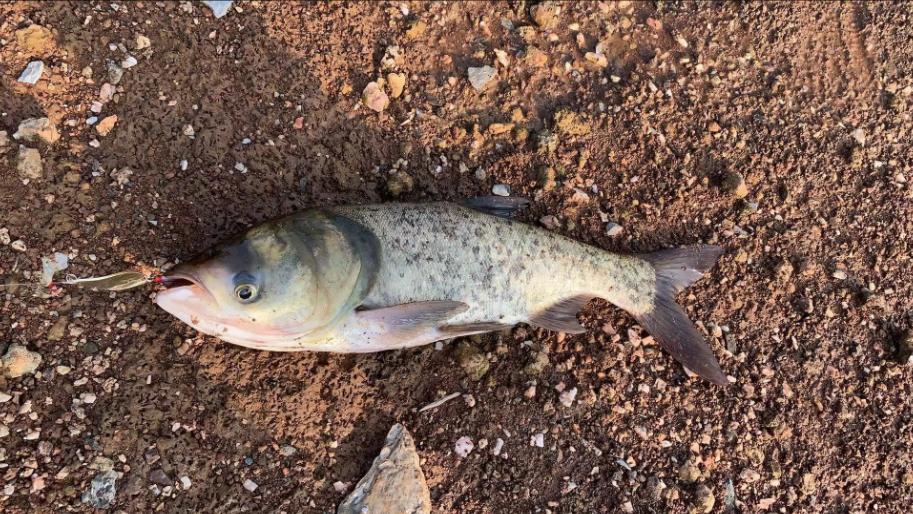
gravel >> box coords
[17,61,44,84]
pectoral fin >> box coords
[356,301,469,340]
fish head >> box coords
[154,221,326,349]
[154,212,378,350]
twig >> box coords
[418,391,461,413]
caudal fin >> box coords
[636,245,728,386]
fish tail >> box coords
[635,245,728,386]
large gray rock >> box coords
[337,424,431,514]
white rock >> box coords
[2,344,42,378]
[11,240,27,252]
[491,184,510,196]
[606,223,623,237]
[491,438,504,456]
[203,1,233,18]
[467,65,497,91]
[454,436,474,458]
[180,476,192,489]
[0,228,9,245]
[13,118,59,144]
[18,61,45,84]
[242,479,258,492]
[80,392,97,404]
[337,424,431,514]
[135,34,151,50]
[17,146,43,180]
[530,432,545,447]
[121,56,138,69]
[558,387,578,407]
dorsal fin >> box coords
[462,196,530,219]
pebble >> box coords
[530,1,560,28]
[0,228,9,245]
[203,0,233,18]
[121,56,138,69]
[558,387,577,407]
[739,468,761,483]
[491,184,511,196]
[96,115,118,136]
[40,252,69,286]
[721,172,748,198]
[404,20,427,40]
[2,344,43,378]
[455,342,489,381]
[179,476,192,490]
[242,479,258,492]
[386,170,414,196]
[13,117,60,144]
[107,61,124,84]
[99,83,116,103]
[362,81,389,112]
[467,65,497,91]
[851,128,866,146]
[338,424,431,514]
[693,485,715,513]
[832,269,848,280]
[387,73,406,99]
[491,438,504,456]
[454,436,474,458]
[17,61,45,84]
[530,432,545,448]
[87,116,98,126]
[90,101,104,113]
[524,350,549,375]
[17,146,43,180]
[605,223,623,237]
[149,469,171,486]
[585,52,608,67]
[11,240,27,252]
[678,460,702,483]
[525,47,548,67]
[81,471,120,509]
[333,481,350,493]
[135,34,151,50]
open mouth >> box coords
[159,275,197,289]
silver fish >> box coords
[155,199,727,385]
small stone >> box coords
[488,123,514,135]
[540,215,560,230]
[121,56,138,69]
[554,110,591,136]
[0,392,10,403]
[47,318,68,341]
[13,117,59,144]
[584,52,608,67]
[16,25,54,53]
[387,73,406,98]
[721,172,748,198]
[851,128,866,146]
[708,121,722,133]
[558,387,577,407]
[333,481,350,493]
[203,0,233,18]
[693,485,715,513]
[494,48,510,67]
[605,223,623,237]
[800,473,816,496]
[2,344,42,378]
[739,468,761,483]
[337,424,431,514]
[17,146,43,180]
[404,20,427,40]
[99,82,116,103]
[96,115,118,136]
[17,61,45,84]
[454,342,489,381]
[362,81,389,112]
[524,384,537,398]
[678,460,702,483]
[386,170,414,197]
[491,184,511,196]
[90,102,104,113]
[81,471,120,509]
[242,479,258,492]
[530,1,560,28]
[0,228,9,245]
[11,240,27,252]
[525,47,548,67]
[135,34,151,50]
[107,61,124,84]
[149,469,171,486]
[467,65,497,91]
[832,269,848,280]
[380,45,403,70]
[179,476,192,490]
[530,432,545,447]
[524,350,549,375]
[454,436,474,458]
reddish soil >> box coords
[1,1,912,513]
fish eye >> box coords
[234,284,259,303]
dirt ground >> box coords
[1,1,912,512]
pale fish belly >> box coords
[330,203,655,344]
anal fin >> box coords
[439,321,513,337]
[529,295,593,334]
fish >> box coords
[154,198,728,385]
